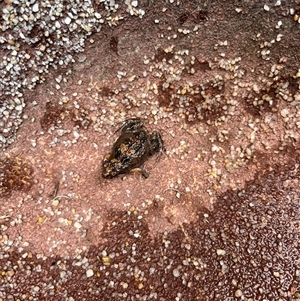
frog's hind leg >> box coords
[130,167,149,179]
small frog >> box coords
[102,118,164,179]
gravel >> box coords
[1,160,300,299]
[0,0,145,150]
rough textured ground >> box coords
[1,0,300,300]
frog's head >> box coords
[102,153,121,179]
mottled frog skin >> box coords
[102,118,164,179]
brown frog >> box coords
[102,118,164,179]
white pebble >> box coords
[280,108,289,118]
[65,17,71,25]
[73,131,80,139]
[74,221,82,229]
[55,21,61,29]
[86,269,94,278]
[60,271,66,279]
[173,269,180,277]
[132,0,138,7]
[32,3,39,12]
[276,20,282,28]
[0,135,6,143]
[216,249,226,256]
[294,94,300,101]
[264,4,270,11]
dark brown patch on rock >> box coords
[0,156,34,197]
[40,102,66,131]
[154,47,174,63]
[109,36,119,55]
[244,83,279,117]
[72,108,92,130]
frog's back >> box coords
[110,131,150,173]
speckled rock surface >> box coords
[1,0,300,300]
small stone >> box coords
[33,286,40,292]
[78,56,86,63]
[55,21,61,29]
[55,75,62,83]
[39,45,46,52]
[235,289,243,297]
[60,271,66,278]
[81,24,91,32]
[73,131,79,139]
[294,94,300,101]
[0,135,7,143]
[86,269,94,277]
[102,256,111,265]
[6,270,15,277]
[280,108,289,118]
[52,199,59,206]
[216,249,226,256]
[32,3,39,12]
[64,17,71,25]
[132,0,138,7]
[74,221,82,229]
[173,268,180,277]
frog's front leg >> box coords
[130,167,149,179]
